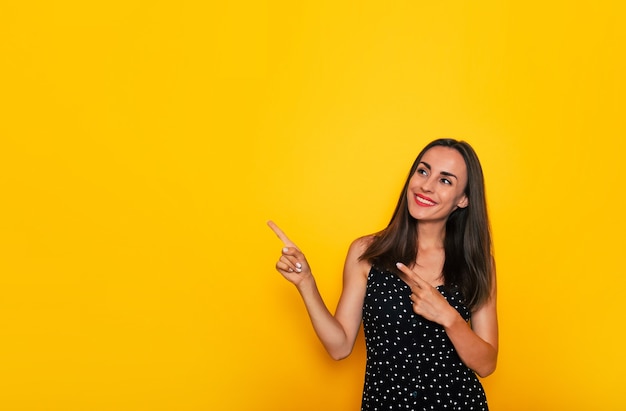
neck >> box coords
[415,221,446,251]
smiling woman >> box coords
[269,138,498,410]
[407,146,470,226]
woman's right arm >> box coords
[269,221,371,360]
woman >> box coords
[268,138,498,410]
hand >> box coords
[395,262,458,327]
[267,220,313,286]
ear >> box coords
[457,195,469,209]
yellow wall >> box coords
[1,1,624,410]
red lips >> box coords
[414,193,436,207]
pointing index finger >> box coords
[396,262,427,288]
[267,220,299,249]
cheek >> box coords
[443,192,464,211]
[406,178,418,195]
[454,188,468,204]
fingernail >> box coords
[296,268,302,273]
[296,262,302,269]
[396,262,402,268]
[283,247,289,253]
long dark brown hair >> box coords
[359,138,493,310]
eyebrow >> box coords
[419,161,458,180]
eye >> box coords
[440,178,452,185]
[416,167,428,176]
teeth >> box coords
[416,195,435,205]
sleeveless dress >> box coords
[361,266,488,410]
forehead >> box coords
[420,146,467,176]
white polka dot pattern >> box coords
[361,266,488,410]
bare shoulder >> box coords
[344,235,375,280]
[350,235,375,252]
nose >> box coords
[420,175,435,193]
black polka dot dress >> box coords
[361,266,488,410]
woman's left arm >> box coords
[442,276,498,378]
[396,262,498,378]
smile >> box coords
[414,194,436,206]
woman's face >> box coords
[406,146,469,223]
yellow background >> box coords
[1,1,624,410]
